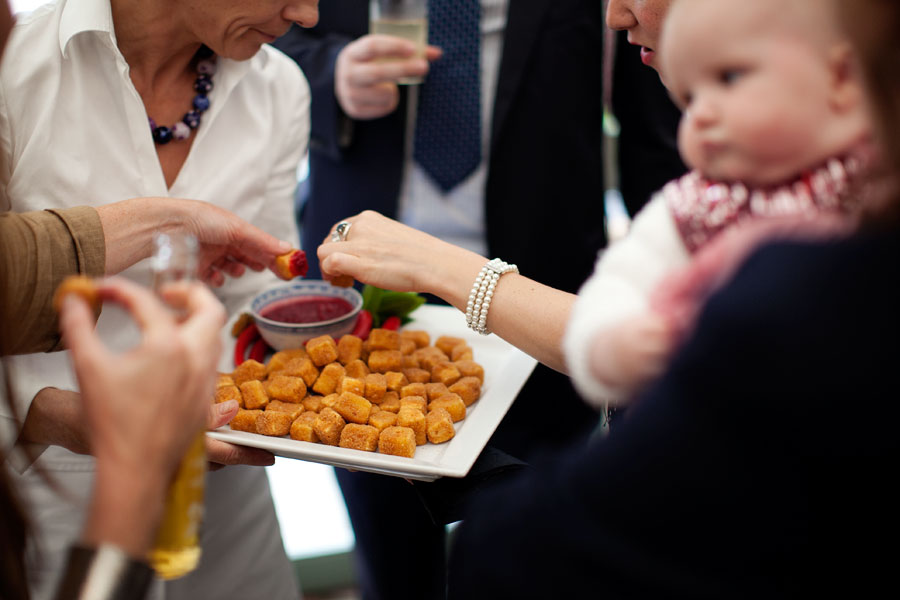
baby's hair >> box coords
[840,0,900,225]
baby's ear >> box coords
[828,42,864,112]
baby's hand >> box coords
[587,312,677,404]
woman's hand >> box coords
[59,277,225,556]
[97,197,295,287]
[206,400,275,471]
[317,210,485,304]
[335,35,441,120]
[59,277,223,478]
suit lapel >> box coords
[490,0,554,151]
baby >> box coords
[564,0,872,408]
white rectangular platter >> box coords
[207,304,538,481]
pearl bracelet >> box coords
[465,258,519,335]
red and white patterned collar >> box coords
[665,156,863,253]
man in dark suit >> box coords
[274,2,606,598]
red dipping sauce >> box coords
[260,296,353,324]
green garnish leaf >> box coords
[361,285,425,328]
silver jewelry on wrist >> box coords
[465,258,518,335]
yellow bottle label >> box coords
[148,432,206,579]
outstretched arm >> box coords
[317,211,576,372]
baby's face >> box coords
[661,0,844,186]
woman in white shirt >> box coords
[0,1,317,599]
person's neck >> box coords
[110,0,202,91]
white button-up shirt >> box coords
[0,0,309,435]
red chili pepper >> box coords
[382,315,401,331]
[234,323,260,366]
[350,309,373,340]
[250,337,269,363]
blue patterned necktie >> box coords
[413,0,482,193]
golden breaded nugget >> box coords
[431,361,462,386]
[339,377,365,396]
[339,424,379,452]
[368,349,402,373]
[368,410,398,432]
[454,360,484,383]
[53,275,100,313]
[400,396,427,414]
[368,328,400,351]
[449,377,482,407]
[344,359,370,379]
[399,338,417,356]
[330,274,355,288]
[415,347,448,372]
[400,330,430,349]
[229,409,262,433]
[215,385,242,407]
[428,393,466,422]
[267,348,309,374]
[397,408,426,445]
[426,408,455,444]
[379,392,401,413]
[280,356,319,387]
[384,371,409,392]
[216,373,235,388]
[307,335,339,367]
[321,393,339,409]
[378,426,417,458]
[267,375,307,402]
[313,408,346,446]
[337,334,363,365]
[424,382,450,402]
[450,345,474,362]
[402,368,431,384]
[364,373,387,403]
[266,400,305,420]
[257,411,293,436]
[239,380,269,410]
[400,382,427,398]
[290,411,320,442]
[232,359,266,386]
[360,339,371,363]
[302,395,325,413]
[334,392,372,424]
[312,362,345,396]
[435,335,465,356]
[401,354,419,369]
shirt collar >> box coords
[59,0,116,59]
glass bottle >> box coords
[147,232,206,579]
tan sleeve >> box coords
[0,206,106,355]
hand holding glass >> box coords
[370,0,428,85]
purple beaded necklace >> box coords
[148,46,216,145]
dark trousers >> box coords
[336,468,447,600]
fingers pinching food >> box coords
[53,275,101,313]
